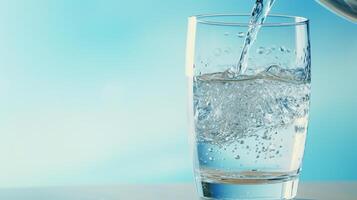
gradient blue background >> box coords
[0,0,356,188]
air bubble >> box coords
[279,46,286,52]
[257,47,265,54]
[295,126,306,133]
[235,155,240,159]
[208,157,214,161]
[265,48,272,55]
[208,148,213,152]
[237,32,245,38]
[262,146,266,152]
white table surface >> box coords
[0,182,356,200]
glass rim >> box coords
[190,14,309,27]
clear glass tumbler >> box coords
[186,14,311,199]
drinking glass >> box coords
[186,14,311,199]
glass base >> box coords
[196,178,299,200]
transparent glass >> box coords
[186,14,311,200]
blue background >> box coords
[0,0,356,188]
